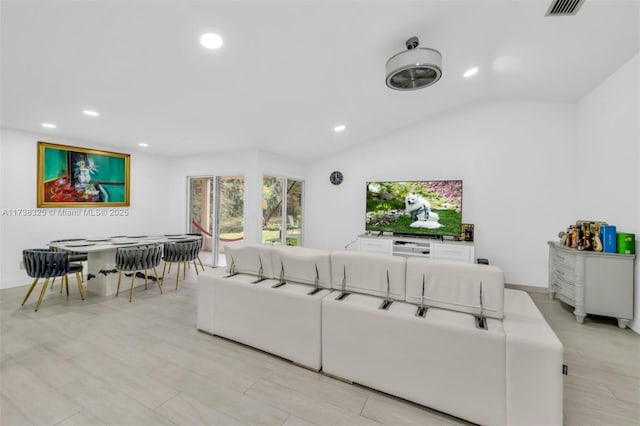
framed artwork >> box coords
[462,223,474,242]
[454,223,475,241]
[37,141,130,207]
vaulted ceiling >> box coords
[1,0,638,161]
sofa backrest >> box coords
[223,242,274,278]
[270,245,332,287]
[330,251,406,300]
[405,258,504,319]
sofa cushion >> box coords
[330,251,406,300]
[405,257,505,319]
[322,292,506,426]
[269,245,332,287]
[223,242,274,278]
[212,277,330,370]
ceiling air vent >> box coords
[546,0,585,16]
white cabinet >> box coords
[430,242,475,263]
[357,235,475,263]
[357,237,392,255]
[548,242,635,328]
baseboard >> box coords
[505,283,548,294]
[1,275,30,290]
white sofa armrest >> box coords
[196,267,228,334]
[503,289,563,426]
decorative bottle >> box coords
[577,229,584,250]
[583,223,593,251]
[593,223,603,252]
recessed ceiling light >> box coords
[334,124,346,133]
[83,110,99,117]
[463,67,479,78]
[138,142,149,147]
[200,33,223,50]
[41,122,57,129]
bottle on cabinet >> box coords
[593,223,603,252]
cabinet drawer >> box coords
[553,251,576,269]
[552,277,576,300]
[430,244,472,262]
[553,268,576,286]
[558,280,576,300]
[358,238,392,254]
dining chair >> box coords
[115,244,163,302]
[49,239,88,289]
[21,249,85,312]
[162,240,201,289]
[186,233,205,271]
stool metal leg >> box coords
[161,261,169,283]
[153,267,163,294]
[22,278,39,306]
[35,278,50,312]
[76,272,85,300]
[116,271,122,296]
[129,273,135,302]
[175,263,181,289]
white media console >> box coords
[357,234,475,263]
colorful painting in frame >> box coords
[37,141,130,207]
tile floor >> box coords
[1,268,638,425]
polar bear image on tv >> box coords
[405,193,443,229]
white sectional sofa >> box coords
[197,242,563,426]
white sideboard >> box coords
[357,234,475,263]
[548,241,635,328]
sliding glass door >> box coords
[262,175,303,246]
[188,175,244,266]
[217,176,244,266]
[189,177,214,265]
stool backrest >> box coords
[23,249,69,278]
[163,240,200,262]
[116,244,162,272]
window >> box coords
[262,175,303,246]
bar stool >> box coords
[186,233,205,271]
[115,243,163,302]
[49,239,88,289]
[21,249,85,312]
[162,240,200,289]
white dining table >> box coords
[48,234,200,296]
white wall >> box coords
[576,53,640,332]
[304,101,579,287]
[0,128,172,288]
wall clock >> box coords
[329,171,343,185]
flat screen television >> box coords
[365,180,463,237]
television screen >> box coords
[366,180,463,237]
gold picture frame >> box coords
[37,141,130,208]
[455,223,475,242]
